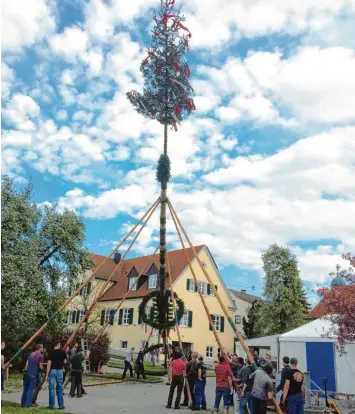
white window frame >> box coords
[122,308,130,325]
[120,341,128,349]
[78,310,85,322]
[188,279,196,292]
[129,276,137,291]
[213,315,221,332]
[148,273,158,289]
[235,315,242,324]
[179,310,189,328]
[81,284,90,296]
[104,309,113,324]
[199,281,207,296]
[206,346,213,358]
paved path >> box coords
[3,380,220,414]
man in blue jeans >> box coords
[283,358,304,414]
[194,356,207,411]
[238,358,254,414]
[21,344,44,407]
[45,341,67,410]
[213,355,233,414]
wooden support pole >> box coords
[64,201,159,350]
[169,200,283,414]
[91,246,160,345]
[4,198,160,369]
[166,251,192,406]
[168,202,228,359]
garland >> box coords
[138,289,185,331]
[156,154,171,186]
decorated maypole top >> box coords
[127,0,195,364]
[127,0,195,132]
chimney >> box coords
[113,252,121,265]
[241,289,246,294]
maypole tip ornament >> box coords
[126,0,196,132]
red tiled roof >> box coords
[93,245,205,301]
[306,285,355,319]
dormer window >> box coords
[148,273,158,289]
[129,276,137,291]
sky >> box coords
[2,0,355,304]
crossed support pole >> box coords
[4,198,160,369]
[167,200,283,414]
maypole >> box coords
[127,0,195,367]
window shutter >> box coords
[188,311,193,328]
[76,310,80,323]
[118,309,123,325]
[221,316,225,333]
[194,282,198,293]
[215,285,218,291]
[209,314,214,331]
[87,282,91,295]
[138,312,142,324]
[71,310,77,324]
[128,308,134,325]
[207,284,211,295]
[109,309,115,325]
[100,310,105,326]
[186,279,190,291]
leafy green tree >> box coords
[242,300,263,339]
[259,243,307,335]
[1,177,92,354]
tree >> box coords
[242,300,263,339]
[259,244,307,335]
[318,253,355,353]
[1,177,92,353]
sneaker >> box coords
[166,405,172,409]
[58,407,65,410]
[174,406,180,410]
[180,403,188,407]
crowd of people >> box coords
[166,347,305,414]
[122,347,148,380]
[6,340,89,409]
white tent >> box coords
[279,318,355,394]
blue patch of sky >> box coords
[56,0,85,32]
[288,239,341,250]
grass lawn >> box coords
[2,373,25,394]
[1,401,74,414]
[107,359,166,376]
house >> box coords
[228,288,261,334]
[66,245,236,362]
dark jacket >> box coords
[276,364,292,393]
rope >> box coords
[4,197,160,369]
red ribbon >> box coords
[167,329,171,339]
[175,104,181,115]
[149,110,155,116]
[177,22,191,38]
[167,0,175,5]
[172,120,178,131]
[162,13,176,24]
[184,99,195,110]
[185,66,191,78]
[145,324,147,333]
[143,51,156,65]
[170,58,182,72]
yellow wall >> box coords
[90,247,236,362]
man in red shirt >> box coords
[214,355,233,414]
[166,352,186,409]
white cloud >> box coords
[61,70,76,85]
[3,94,40,130]
[2,130,32,147]
[56,110,68,121]
[50,27,89,62]
[1,63,15,99]
[73,111,94,124]
[2,0,55,52]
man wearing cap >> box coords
[277,356,292,412]
[283,358,304,414]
